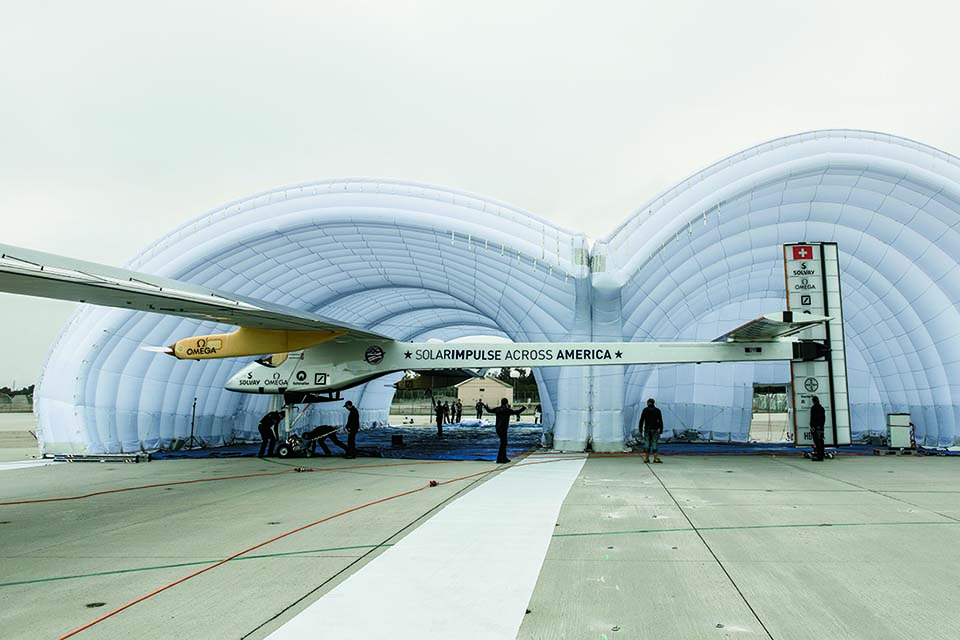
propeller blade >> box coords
[140,345,174,355]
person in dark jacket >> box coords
[343,401,360,458]
[638,398,664,463]
[454,399,463,423]
[257,410,285,457]
[434,399,445,437]
[303,424,349,455]
[810,395,826,461]
[475,399,484,420]
[484,398,526,463]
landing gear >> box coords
[276,435,314,459]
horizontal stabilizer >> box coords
[712,311,830,343]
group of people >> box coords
[434,399,464,435]
[257,395,528,465]
[256,400,361,459]
[636,396,831,464]
[256,394,829,465]
[256,396,660,465]
[474,399,541,423]
[432,397,538,438]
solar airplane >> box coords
[0,242,830,405]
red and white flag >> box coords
[792,245,814,260]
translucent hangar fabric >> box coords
[604,130,960,447]
[35,130,960,453]
[35,181,589,453]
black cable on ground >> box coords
[239,460,499,638]
[0,459,460,506]
[57,453,584,638]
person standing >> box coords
[454,399,463,424]
[534,404,542,424]
[810,396,826,461]
[434,398,445,437]
[257,410,285,457]
[343,400,360,458]
[475,398,484,420]
[638,398,663,463]
[484,398,526,463]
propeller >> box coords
[140,345,174,355]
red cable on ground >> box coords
[56,454,588,639]
[0,459,458,506]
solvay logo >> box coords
[364,345,385,365]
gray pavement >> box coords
[1,425,957,639]
[0,413,40,462]
[518,454,959,640]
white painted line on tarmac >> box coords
[266,453,586,640]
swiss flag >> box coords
[792,245,814,260]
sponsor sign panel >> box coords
[784,243,851,445]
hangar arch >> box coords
[36,180,589,453]
[609,131,960,447]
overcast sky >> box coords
[2,0,959,387]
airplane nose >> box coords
[225,365,257,392]
[224,373,243,392]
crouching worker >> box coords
[303,425,349,456]
[258,410,285,457]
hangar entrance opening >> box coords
[749,384,791,442]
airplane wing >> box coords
[0,242,390,340]
[712,311,830,342]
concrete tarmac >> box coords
[1,416,957,639]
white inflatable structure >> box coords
[35,130,960,453]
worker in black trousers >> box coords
[343,400,360,458]
[484,398,526,463]
[257,410,285,457]
[434,399,445,437]
[638,398,664,463]
[304,425,349,455]
[810,396,826,461]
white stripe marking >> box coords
[267,454,585,639]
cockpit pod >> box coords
[225,352,301,393]
[255,352,289,368]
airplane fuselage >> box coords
[224,338,801,396]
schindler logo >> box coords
[364,346,385,365]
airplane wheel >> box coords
[276,445,290,459]
[803,452,811,459]
[826,452,834,460]
[304,448,314,458]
